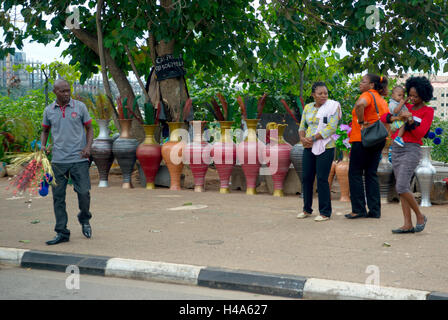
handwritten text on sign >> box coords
[155,54,186,81]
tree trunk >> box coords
[156,39,189,122]
[148,0,189,123]
[71,29,145,141]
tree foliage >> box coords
[1,0,448,129]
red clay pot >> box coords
[183,121,210,192]
[266,124,292,197]
[236,119,264,195]
[211,121,236,194]
[136,125,161,189]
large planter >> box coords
[136,124,162,189]
[415,145,436,207]
[266,124,292,197]
[161,122,186,191]
[112,119,138,189]
[183,121,210,192]
[377,147,394,198]
[335,150,350,202]
[328,161,337,188]
[211,121,236,194]
[91,119,114,187]
[290,143,305,184]
[236,119,265,195]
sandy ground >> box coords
[1,166,448,293]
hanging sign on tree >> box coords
[155,54,186,81]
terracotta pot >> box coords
[112,119,138,189]
[335,150,350,201]
[183,121,210,192]
[136,124,162,189]
[328,161,337,189]
[236,119,265,195]
[266,123,292,197]
[91,119,114,187]
[161,122,186,191]
[211,121,236,194]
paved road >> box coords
[0,264,295,300]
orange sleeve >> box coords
[359,92,373,107]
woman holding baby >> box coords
[380,76,434,234]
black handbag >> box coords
[361,92,388,148]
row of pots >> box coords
[92,119,418,203]
[91,119,304,196]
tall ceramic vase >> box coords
[112,119,138,189]
[136,124,162,189]
[236,119,265,195]
[161,122,186,191]
[266,124,292,197]
[183,121,210,192]
[335,150,350,202]
[91,119,114,187]
[290,143,305,184]
[211,121,236,194]
[377,146,394,198]
[415,145,436,207]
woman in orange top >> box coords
[345,74,389,219]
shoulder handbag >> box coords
[361,92,388,148]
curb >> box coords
[1,247,446,300]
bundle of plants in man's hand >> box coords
[5,149,55,197]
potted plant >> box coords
[81,93,115,187]
[235,94,267,195]
[112,96,140,188]
[161,99,192,190]
[416,127,444,207]
[136,101,162,189]
[332,124,352,201]
[208,93,237,193]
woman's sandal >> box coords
[415,215,427,233]
[392,227,415,234]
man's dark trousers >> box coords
[51,161,92,237]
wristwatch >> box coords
[311,135,317,142]
[357,119,364,125]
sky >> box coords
[19,39,70,64]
